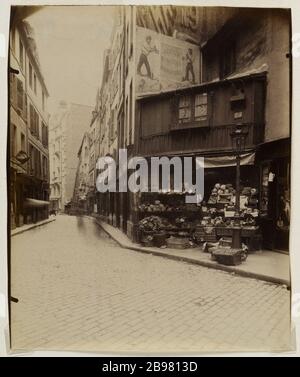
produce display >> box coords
[138,216,166,233]
[138,200,200,213]
[138,184,261,249]
[207,183,259,221]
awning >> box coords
[204,152,255,168]
[24,198,50,208]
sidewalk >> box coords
[94,217,290,287]
[11,217,56,237]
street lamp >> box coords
[230,124,248,249]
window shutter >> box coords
[35,111,39,138]
[23,93,27,120]
[10,74,14,104]
[17,79,24,111]
[30,105,34,134]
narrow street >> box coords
[11,216,291,353]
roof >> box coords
[137,67,268,101]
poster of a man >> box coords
[182,48,195,83]
[137,35,159,79]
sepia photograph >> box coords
[7,4,293,354]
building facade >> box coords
[79,6,291,252]
[73,132,91,213]
[9,16,50,229]
[49,101,93,212]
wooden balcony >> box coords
[135,73,266,156]
[137,122,262,156]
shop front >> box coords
[22,177,49,224]
[256,138,290,252]
[134,152,261,251]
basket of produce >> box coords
[138,216,168,247]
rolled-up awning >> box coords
[24,198,50,208]
[204,152,255,168]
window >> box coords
[11,124,17,157]
[178,96,192,123]
[34,73,37,94]
[42,156,48,179]
[42,122,48,147]
[16,79,27,117]
[36,150,41,177]
[29,63,33,88]
[30,104,39,138]
[175,92,209,129]
[21,132,25,152]
[29,144,34,173]
[194,93,208,121]
[19,39,24,70]
[17,79,24,110]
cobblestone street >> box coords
[10,215,291,354]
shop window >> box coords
[178,96,192,123]
[260,164,269,217]
[194,93,208,121]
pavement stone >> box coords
[10,215,293,354]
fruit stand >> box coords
[137,184,262,251]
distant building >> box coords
[73,132,91,213]
[9,15,50,229]
[49,102,93,212]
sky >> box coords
[27,5,116,113]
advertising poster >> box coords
[136,27,200,95]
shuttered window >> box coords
[30,104,39,138]
[42,122,48,147]
[178,96,192,123]
[11,124,17,157]
[194,93,208,121]
[17,79,24,110]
